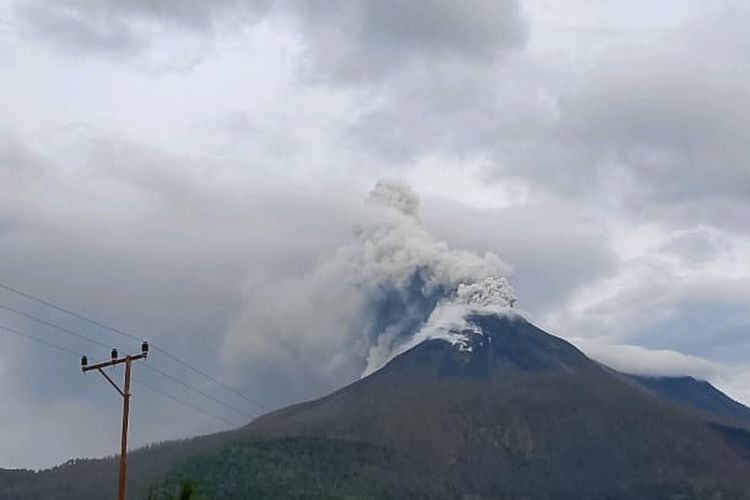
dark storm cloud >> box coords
[15,0,749,235]
[16,0,527,70]
[659,229,730,265]
[552,46,750,229]
[288,0,527,83]
[354,38,750,230]
[16,2,143,54]
[290,1,530,161]
[347,60,550,162]
[328,3,750,234]
[558,25,750,232]
[16,0,270,54]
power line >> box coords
[133,377,238,427]
[0,297,263,417]
[151,346,269,413]
[0,281,141,341]
[0,302,111,351]
[0,280,270,412]
[0,323,237,428]
[143,364,257,420]
[0,323,83,358]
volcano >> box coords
[4,314,750,500]
[243,313,750,499]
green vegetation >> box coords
[146,436,442,500]
[143,434,750,500]
[146,481,210,500]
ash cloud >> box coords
[224,180,514,398]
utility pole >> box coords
[82,342,149,500]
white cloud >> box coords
[573,340,721,379]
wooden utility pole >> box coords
[82,342,149,500]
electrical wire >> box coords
[0,280,270,412]
[0,323,83,358]
[0,302,111,351]
[0,282,141,341]
[133,377,239,426]
[0,297,260,419]
[0,323,239,427]
[143,364,257,419]
[0,299,259,419]
[150,345,270,413]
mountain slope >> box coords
[4,314,750,499]
[631,374,750,424]
[245,314,750,499]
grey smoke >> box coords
[224,180,514,397]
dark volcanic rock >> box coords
[248,315,750,498]
[631,374,750,424]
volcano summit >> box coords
[245,313,750,499]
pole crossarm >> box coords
[81,348,148,500]
[82,352,147,372]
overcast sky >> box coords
[1,0,749,469]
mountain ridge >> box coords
[244,314,750,498]
[3,314,750,499]
[630,373,750,424]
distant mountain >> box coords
[630,374,750,424]
[4,314,750,499]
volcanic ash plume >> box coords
[226,180,515,399]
